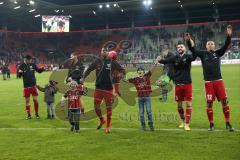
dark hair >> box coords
[177,41,184,46]
[137,66,145,72]
[24,55,32,60]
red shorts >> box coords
[175,83,192,102]
[94,89,114,106]
[205,80,227,102]
[23,86,38,98]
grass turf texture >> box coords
[0,65,239,160]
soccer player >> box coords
[126,65,156,131]
[18,55,45,119]
[158,42,196,131]
[61,81,86,133]
[83,48,126,133]
[185,25,235,131]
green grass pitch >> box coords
[0,65,239,160]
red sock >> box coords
[94,106,103,121]
[222,105,230,123]
[33,100,39,114]
[206,107,214,124]
[178,107,185,121]
[185,107,192,124]
[26,105,31,115]
[106,107,112,128]
[99,117,105,124]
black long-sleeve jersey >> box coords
[159,53,196,85]
[163,52,175,82]
[84,58,125,90]
[19,63,44,88]
[187,36,231,81]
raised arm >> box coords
[184,32,204,58]
[83,60,97,79]
[158,54,176,65]
[215,25,232,57]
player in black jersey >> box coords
[185,25,234,131]
[158,42,196,131]
[19,55,45,119]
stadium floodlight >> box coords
[29,0,35,5]
[143,0,152,6]
[34,14,40,17]
[14,6,21,9]
[147,0,152,5]
[143,0,147,5]
[99,4,103,9]
[29,9,36,12]
[0,2,4,5]
[106,4,110,8]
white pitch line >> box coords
[0,127,238,132]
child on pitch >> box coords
[61,81,87,133]
[37,80,58,119]
[126,64,157,131]
[156,73,171,102]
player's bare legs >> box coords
[25,97,31,119]
[33,96,40,119]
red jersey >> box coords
[64,85,84,109]
[128,71,152,97]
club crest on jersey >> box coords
[30,65,34,71]
[106,63,111,70]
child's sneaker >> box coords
[150,127,155,131]
[35,114,40,119]
[26,115,32,120]
[70,125,74,132]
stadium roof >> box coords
[0,0,240,31]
